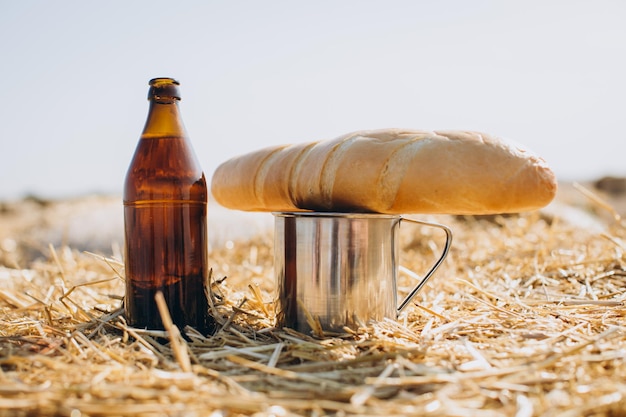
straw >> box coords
[1,187,626,415]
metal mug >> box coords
[273,212,452,334]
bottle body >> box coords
[123,78,214,334]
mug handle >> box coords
[396,218,453,314]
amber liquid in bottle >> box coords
[123,78,214,334]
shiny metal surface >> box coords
[273,212,451,334]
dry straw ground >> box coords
[1,181,625,417]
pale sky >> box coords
[1,1,625,200]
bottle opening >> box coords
[149,77,180,86]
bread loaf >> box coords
[211,129,557,214]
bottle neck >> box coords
[141,99,188,139]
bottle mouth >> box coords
[150,77,179,86]
[148,77,181,101]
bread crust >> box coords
[210,129,557,214]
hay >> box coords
[1,186,626,416]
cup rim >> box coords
[272,211,400,219]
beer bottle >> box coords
[123,77,214,334]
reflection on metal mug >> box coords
[273,212,452,334]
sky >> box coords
[1,1,625,200]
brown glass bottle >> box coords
[123,77,214,334]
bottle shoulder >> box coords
[124,136,207,202]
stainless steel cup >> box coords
[273,212,452,334]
